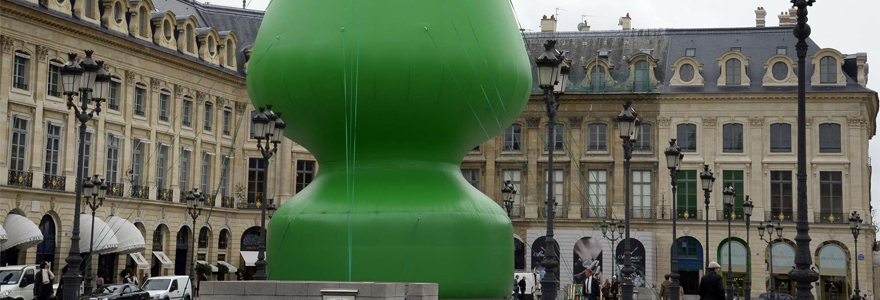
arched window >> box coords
[590,66,605,92]
[634,123,652,151]
[240,227,261,251]
[85,0,94,18]
[13,51,30,90]
[819,123,841,153]
[114,2,123,23]
[226,40,234,66]
[545,124,564,151]
[218,229,229,249]
[186,25,194,53]
[503,124,522,151]
[164,20,172,40]
[820,56,837,84]
[152,227,164,251]
[139,7,148,37]
[198,227,209,249]
[36,215,57,273]
[208,37,215,56]
[634,60,650,92]
[587,123,607,151]
[770,123,791,152]
[722,123,744,153]
[725,58,742,85]
[677,123,697,152]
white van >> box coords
[141,276,192,300]
[0,265,37,300]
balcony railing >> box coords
[106,182,124,197]
[8,170,33,187]
[718,208,746,220]
[816,211,845,224]
[42,174,66,191]
[221,196,235,208]
[632,207,653,219]
[157,188,173,202]
[582,205,610,219]
[131,185,150,199]
[203,194,215,207]
[539,206,564,218]
[238,201,264,210]
[677,206,699,220]
[769,208,794,221]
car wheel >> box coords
[164,297,170,300]
[184,296,191,300]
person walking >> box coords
[517,276,527,300]
[96,276,104,288]
[660,274,671,300]
[601,279,611,300]
[533,280,542,300]
[513,275,521,300]
[698,262,725,300]
[581,269,600,300]
[610,276,619,300]
[33,261,55,300]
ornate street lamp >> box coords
[186,189,205,278]
[743,197,754,300]
[251,105,286,280]
[617,101,640,300]
[501,180,517,217]
[758,222,783,299]
[61,50,106,300]
[699,165,715,268]
[600,219,624,282]
[790,2,820,299]
[664,139,683,300]
[849,212,863,300]
[722,185,736,300]
[82,175,106,295]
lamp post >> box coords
[251,105,286,280]
[757,222,783,298]
[600,219,624,281]
[849,212,863,300]
[62,50,107,300]
[722,185,736,300]
[617,101,640,300]
[82,175,107,295]
[186,189,204,281]
[664,139,683,300]
[699,165,715,268]
[535,39,566,300]
[790,2,820,300]
[743,197,755,300]
[502,180,517,217]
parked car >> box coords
[88,284,149,300]
[0,265,37,300]
[141,276,192,300]
[759,292,794,300]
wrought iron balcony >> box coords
[203,194,215,207]
[582,205,610,219]
[632,207,653,219]
[718,208,746,221]
[42,174,66,191]
[131,185,150,199]
[157,188,174,202]
[769,208,795,221]
[8,170,33,187]
[677,207,699,220]
[539,205,564,218]
[106,182,124,197]
[816,211,845,224]
[221,196,235,208]
[237,201,264,210]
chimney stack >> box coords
[779,8,796,26]
[755,7,767,27]
[540,15,557,32]
[578,21,591,32]
[619,13,632,30]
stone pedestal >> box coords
[198,281,438,300]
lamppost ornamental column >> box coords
[699,165,715,269]
[722,185,736,300]
[251,105,286,280]
[616,101,641,300]
[82,175,107,295]
[186,189,204,281]
[757,222,783,299]
[849,212,863,300]
[664,140,683,300]
[743,197,755,300]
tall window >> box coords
[296,160,316,193]
[186,25,195,53]
[138,7,147,37]
[634,124,652,152]
[677,170,697,219]
[502,170,523,210]
[632,170,651,218]
[44,123,62,176]
[108,79,120,110]
[81,131,93,178]
[13,51,30,90]
[156,145,169,189]
[226,40,234,67]
[219,156,230,197]
[249,111,257,138]
[222,108,232,135]
[503,124,522,151]
[590,66,606,92]
[159,91,170,122]
[132,139,145,186]
[588,123,607,151]
[819,171,843,222]
[677,124,697,152]
[820,56,837,84]
[85,0,94,18]
[10,116,30,172]
[200,152,212,193]
[634,60,650,92]
[48,61,62,97]
[163,21,172,40]
[248,158,267,204]
[204,102,214,131]
[208,37,216,56]
[544,169,564,217]
[770,171,793,221]
[461,169,480,189]
[182,97,193,127]
[586,170,607,216]
[770,123,792,152]
[722,170,745,220]
[134,84,146,116]
[180,149,191,192]
[105,134,121,184]
[723,123,744,153]
[772,62,788,81]
[198,227,208,248]
[152,228,163,251]
[218,230,228,250]
[725,58,742,85]
[545,124,564,151]
[113,2,123,22]
[819,123,841,153]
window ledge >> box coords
[630,156,658,163]
[762,157,797,164]
[580,156,615,163]
[11,87,32,97]
[463,156,487,163]
[538,156,571,163]
[715,156,752,164]
[810,157,850,165]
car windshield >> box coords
[101,285,125,294]
[143,279,171,291]
[0,270,22,285]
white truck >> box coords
[0,265,37,300]
[141,276,193,300]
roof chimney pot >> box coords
[578,21,591,32]
[755,7,767,27]
[540,14,557,32]
[619,13,632,30]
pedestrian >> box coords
[582,269,600,300]
[236,271,243,281]
[532,280,542,300]
[677,279,685,300]
[33,261,55,300]
[55,265,68,300]
[611,276,619,300]
[96,276,104,288]
[513,275,521,300]
[698,261,725,300]
[660,274,671,300]
[142,274,149,286]
[601,279,611,300]
[517,276,527,300]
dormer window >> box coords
[226,40,234,67]
[139,7,148,37]
[634,60,650,92]
[671,56,704,86]
[717,51,750,87]
[820,56,837,84]
[777,47,787,55]
[590,66,606,92]
[725,59,742,85]
[114,2,123,23]
[208,37,215,56]
[810,49,846,86]
[85,0,94,19]
[164,20,173,40]
[686,48,696,57]
[187,25,195,53]
[680,64,695,82]
[772,62,787,81]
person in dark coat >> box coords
[517,276,527,300]
[33,261,55,300]
[580,269,600,300]
[699,261,726,300]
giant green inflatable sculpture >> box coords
[247,1,531,298]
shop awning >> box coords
[0,224,7,244]
[78,214,119,254]
[106,216,145,254]
[240,251,260,267]
[129,252,150,270]
[153,251,174,269]
[197,260,218,272]
[217,261,237,273]
[1,214,43,251]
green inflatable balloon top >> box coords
[247,0,533,165]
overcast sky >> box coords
[209,0,880,236]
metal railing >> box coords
[131,185,150,199]
[677,206,699,220]
[582,205,610,219]
[221,196,235,208]
[769,208,795,221]
[539,206,565,218]
[157,188,173,202]
[106,182,124,197]
[632,207,653,219]
[42,174,66,191]
[8,170,33,187]
[718,208,746,220]
[816,211,845,224]
[238,201,264,210]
